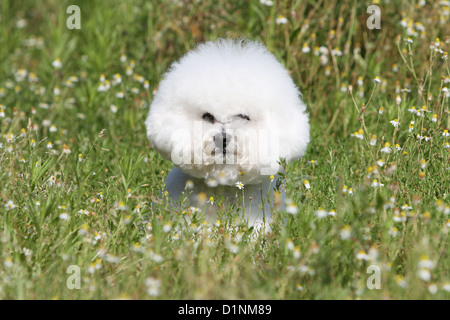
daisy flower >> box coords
[286,239,294,251]
[39,102,50,110]
[381,142,392,154]
[293,247,301,259]
[388,227,400,237]
[78,209,89,215]
[314,208,328,218]
[52,58,62,69]
[15,69,28,82]
[390,119,400,127]
[399,202,412,211]
[302,43,310,53]
[131,87,139,94]
[117,201,127,211]
[162,222,172,233]
[395,275,407,288]
[125,66,133,76]
[420,159,427,169]
[442,130,449,138]
[370,135,377,146]
[235,181,244,190]
[340,225,352,240]
[428,284,438,295]
[285,198,298,215]
[418,268,432,282]
[434,38,440,48]
[275,15,288,25]
[443,282,450,292]
[190,207,201,214]
[357,76,364,86]
[356,250,370,261]
[110,104,118,113]
[393,211,407,222]
[97,81,110,92]
[59,213,69,221]
[303,180,311,189]
[146,277,161,297]
[22,247,32,256]
[42,119,51,127]
[419,171,426,180]
[376,159,385,167]
[112,73,122,85]
[4,257,13,268]
[319,54,328,66]
[68,75,79,82]
[351,128,364,140]
[418,255,434,270]
[16,18,27,29]
[5,200,17,210]
[371,179,383,188]
[259,0,274,6]
[197,192,207,204]
[331,48,342,56]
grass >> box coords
[0,0,449,299]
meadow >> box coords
[0,0,448,299]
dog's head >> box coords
[146,39,309,186]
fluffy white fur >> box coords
[146,39,309,226]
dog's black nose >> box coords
[214,132,230,154]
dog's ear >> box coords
[269,98,310,162]
[145,99,184,161]
[146,97,201,167]
[145,100,171,159]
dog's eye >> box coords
[237,114,250,121]
[202,112,215,124]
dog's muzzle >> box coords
[213,132,232,154]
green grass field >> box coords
[0,0,448,299]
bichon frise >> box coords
[146,39,309,227]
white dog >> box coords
[146,39,309,227]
